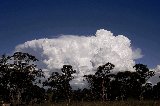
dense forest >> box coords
[0,52,160,105]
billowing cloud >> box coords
[15,29,143,89]
[148,65,160,85]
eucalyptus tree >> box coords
[0,52,44,104]
[134,64,154,84]
[0,54,11,102]
[133,64,154,100]
[45,65,76,102]
[109,71,132,100]
[85,62,115,101]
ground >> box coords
[31,101,160,106]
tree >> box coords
[21,85,46,104]
[85,62,115,101]
[84,74,98,100]
[111,71,144,100]
[44,65,76,103]
[134,64,154,84]
[0,52,44,105]
[0,54,11,102]
[142,83,153,100]
[153,82,160,100]
[109,71,132,100]
[133,64,154,100]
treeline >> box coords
[0,52,160,105]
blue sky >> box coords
[0,0,160,68]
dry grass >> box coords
[31,100,160,106]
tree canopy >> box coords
[0,52,44,105]
[1,52,160,105]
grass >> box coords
[31,100,160,106]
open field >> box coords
[31,101,160,106]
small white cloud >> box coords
[132,48,143,59]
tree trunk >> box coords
[102,79,105,102]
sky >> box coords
[0,0,160,68]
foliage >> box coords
[44,65,76,102]
[0,52,44,105]
[1,52,160,105]
[84,62,115,101]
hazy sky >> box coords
[0,0,160,68]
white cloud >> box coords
[132,48,143,59]
[15,29,143,89]
[148,65,160,85]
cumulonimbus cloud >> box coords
[15,29,143,89]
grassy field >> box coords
[31,101,160,106]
